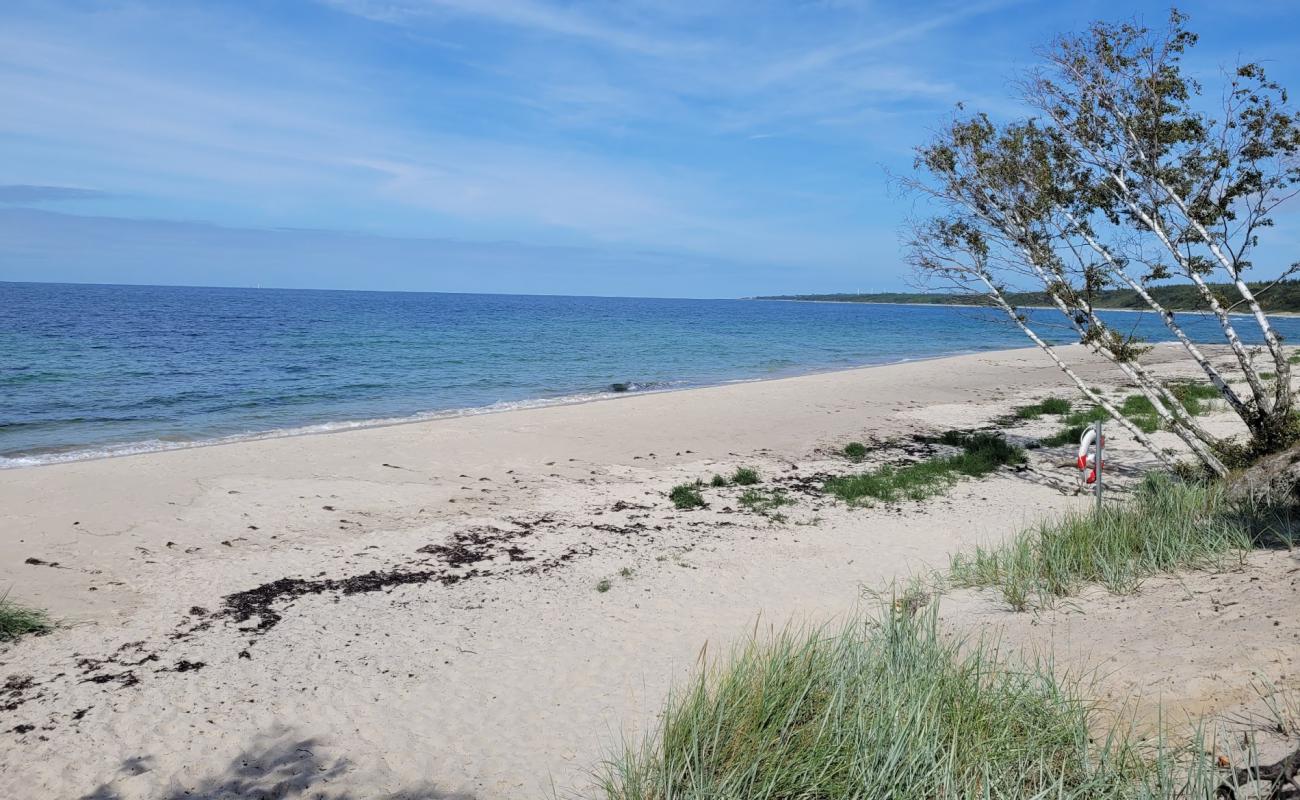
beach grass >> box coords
[825,431,1023,505]
[842,442,867,461]
[731,467,760,486]
[947,473,1277,611]
[1041,384,1220,447]
[0,592,51,642]
[737,488,792,519]
[594,600,1219,799]
[1016,395,1072,419]
[669,483,706,510]
[708,474,728,487]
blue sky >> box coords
[1,1,1298,297]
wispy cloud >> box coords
[6,1,1287,293]
[321,0,708,56]
[0,184,108,203]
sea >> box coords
[4,281,1296,468]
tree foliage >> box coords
[905,9,1300,473]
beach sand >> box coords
[1,344,1296,798]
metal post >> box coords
[1094,419,1103,511]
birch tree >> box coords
[905,10,1300,473]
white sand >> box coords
[1,343,1294,798]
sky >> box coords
[1,1,1299,298]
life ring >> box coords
[1076,428,1104,484]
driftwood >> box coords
[1216,746,1300,799]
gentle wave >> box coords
[0,382,684,469]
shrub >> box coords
[669,483,706,510]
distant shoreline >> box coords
[747,297,1299,318]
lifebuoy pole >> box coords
[1094,419,1103,511]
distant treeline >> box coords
[756,280,1300,313]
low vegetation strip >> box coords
[948,473,1285,611]
[825,431,1024,504]
[594,602,1220,799]
[753,279,1300,314]
[1039,383,1219,447]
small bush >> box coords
[669,483,706,510]
[731,467,760,486]
[842,442,867,461]
[709,474,728,487]
[0,593,50,642]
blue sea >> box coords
[3,282,1296,468]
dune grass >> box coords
[0,592,50,643]
[731,467,760,486]
[825,431,1024,505]
[594,601,1220,799]
[948,473,1278,611]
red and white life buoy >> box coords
[1077,428,1104,484]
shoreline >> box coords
[4,340,1291,799]
[0,346,996,470]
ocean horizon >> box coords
[5,280,1296,468]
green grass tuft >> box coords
[1015,396,1072,419]
[669,483,706,510]
[948,473,1280,611]
[709,474,728,488]
[0,593,50,642]
[738,488,793,518]
[825,431,1023,505]
[595,579,612,593]
[731,467,760,486]
[1039,396,1072,414]
[842,442,867,461]
[594,600,1218,799]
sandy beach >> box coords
[2,343,1296,799]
